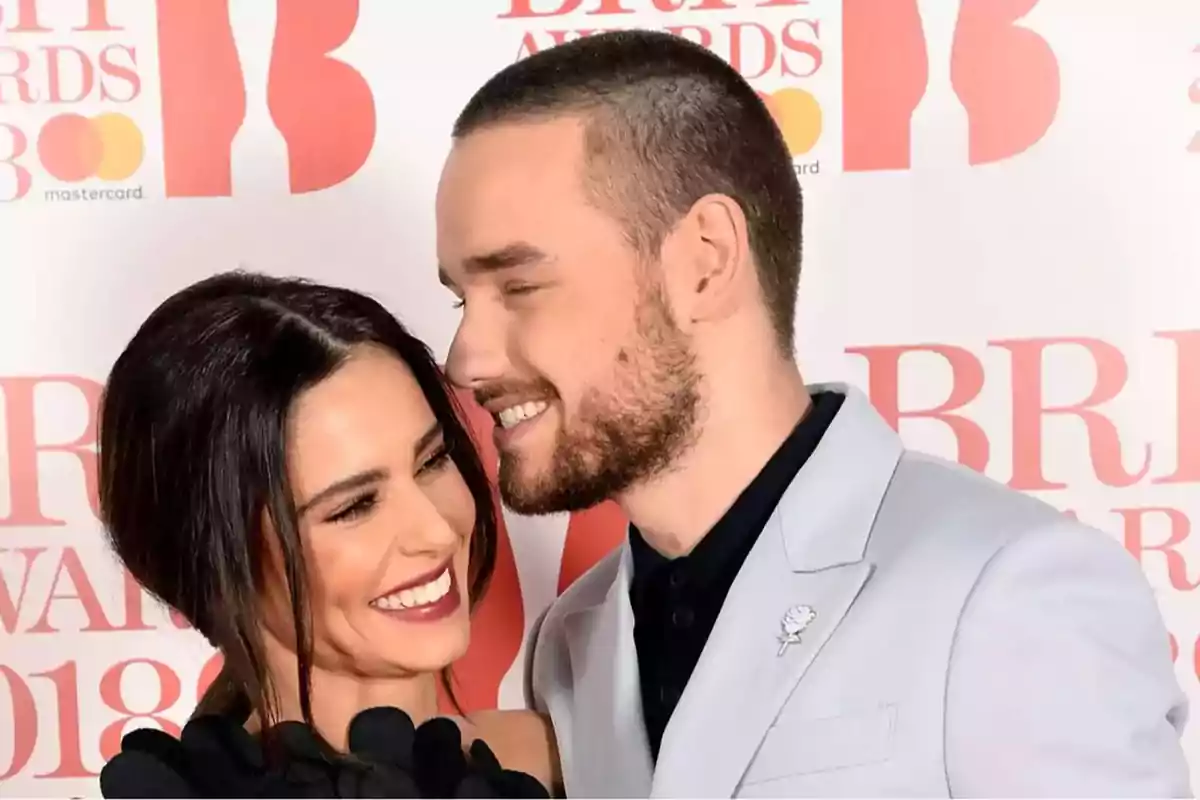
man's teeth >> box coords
[372,569,451,610]
[497,400,548,429]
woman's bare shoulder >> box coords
[468,709,561,795]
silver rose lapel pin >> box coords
[777,604,816,656]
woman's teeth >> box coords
[371,568,451,610]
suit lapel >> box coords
[561,546,654,797]
[650,550,874,797]
[650,385,903,798]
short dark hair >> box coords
[97,271,497,737]
[453,29,802,352]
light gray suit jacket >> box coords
[527,383,1191,797]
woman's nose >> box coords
[393,494,461,556]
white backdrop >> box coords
[1,0,1198,796]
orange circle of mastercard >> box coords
[758,88,823,157]
[37,112,144,183]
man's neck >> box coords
[618,362,811,558]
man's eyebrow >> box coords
[438,242,549,288]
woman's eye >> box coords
[418,445,453,476]
[326,492,377,523]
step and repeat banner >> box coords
[1,0,1198,795]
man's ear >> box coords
[661,193,752,326]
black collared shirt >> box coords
[629,390,843,760]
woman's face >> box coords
[261,345,477,677]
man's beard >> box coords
[497,282,702,515]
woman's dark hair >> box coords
[97,270,497,737]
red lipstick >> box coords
[370,559,461,623]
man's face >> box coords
[436,116,701,514]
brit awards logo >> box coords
[0,0,144,202]
[497,0,1062,175]
[0,0,376,202]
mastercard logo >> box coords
[758,88,823,157]
[36,112,145,183]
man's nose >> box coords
[445,300,508,390]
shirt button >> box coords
[671,607,694,628]
[668,571,686,589]
[659,685,681,705]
